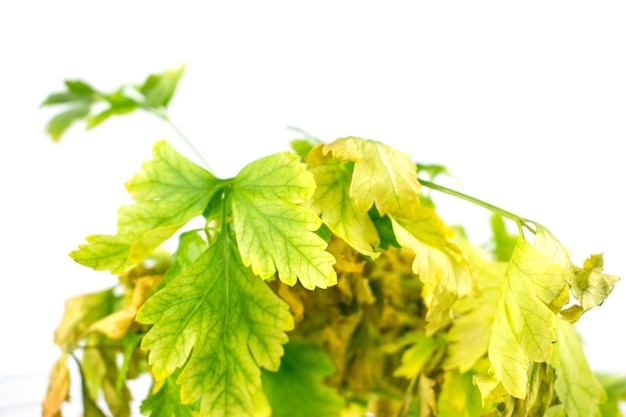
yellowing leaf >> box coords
[71,140,222,273]
[307,145,380,258]
[136,235,294,417]
[54,289,116,349]
[88,275,161,339]
[572,253,619,311]
[322,137,421,218]
[418,375,438,417]
[231,152,336,289]
[444,254,505,372]
[42,355,70,417]
[535,225,619,318]
[262,341,344,417]
[488,239,570,399]
[391,211,476,334]
[548,319,606,417]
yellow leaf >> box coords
[418,375,438,417]
[488,239,570,399]
[444,254,505,372]
[54,289,115,349]
[307,145,380,257]
[323,137,421,218]
[548,319,606,417]
[42,354,70,417]
[391,211,476,334]
[88,275,161,339]
[573,253,619,311]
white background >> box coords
[1,1,625,415]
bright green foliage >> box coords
[393,331,446,378]
[42,68,623,417]
[140,375,194,417]
[230,152,337,289]
[490,214,518,262]
[40,66,184,140]
[138,65,185,108]
[136,234,294,416]
[70,140,222,273]
[261,341,344,417]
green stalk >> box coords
[148,108,213,171]
[419,179,536,236]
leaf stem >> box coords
[148,108,213,171]
[419,179,536,236]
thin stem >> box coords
[399,374,419,417]
[419,179,536,235]
[148,108,213,171]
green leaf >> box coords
[393,331,446,378]
[416,163,449,181]
[81,334,132,417]
[307,145,380,258]
[45,104,91,141]
[140,375,194,417]
[163,231,207,286]
[65,79,98,95]
[262,341,344,417]
[230,152,337,289]
[369,207,399,250]
[438,371,486,417]
[139,65,185,108]
[71,140,222,273]
[490,214,518,262]
[548,319,605,417]
[486,239,570,399]
[322,137,422,218]
[289,126,321,160]
[87,91,139,129]
[596,374,626,417]
[136,235,294,417]
[290,139,316,160]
